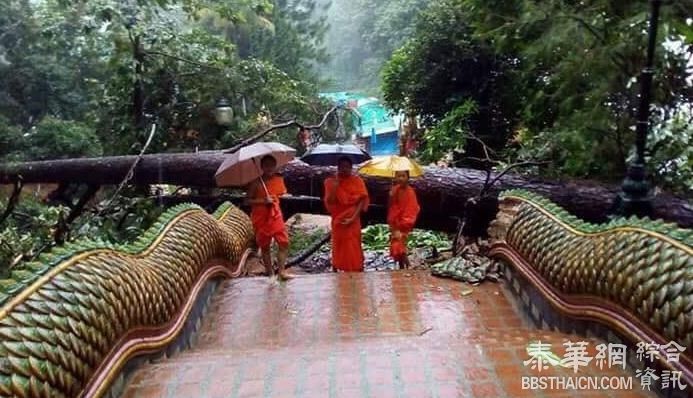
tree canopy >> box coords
[0,0,331,159]
[380,0,692,194]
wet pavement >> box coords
[121,271,656,397]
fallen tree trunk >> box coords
[1,152,691,234]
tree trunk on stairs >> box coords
[1,152,691,235]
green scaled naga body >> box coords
[488,189,692,373]
[0,202,254,398]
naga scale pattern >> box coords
[489,189,693,352]
[0,202,254,398]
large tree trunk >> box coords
[1,152,691,234]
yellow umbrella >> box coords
[358,155,424,178]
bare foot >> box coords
[279,270,295,280]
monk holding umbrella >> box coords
[301,144,372,272]
[323,156,371,272]
[359,155,422,269]
[215,142,296,280]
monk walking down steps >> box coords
[324,156,370,272]
[388,170,420,269]
[246,155,294,280]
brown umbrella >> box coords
[214,142,296,188]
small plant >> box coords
[362,224,451,252]
[0,198,69,276]
[287,229,327,257]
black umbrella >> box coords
[300,143,372,166]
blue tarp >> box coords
[369,131,400,156]
[319,91,401,155]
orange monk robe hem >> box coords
[250,175,290,250]
[387,184,421,262]
[323,175,370,272]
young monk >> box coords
[387,170,420,269]
[246,155,294,280]
[323,156,370,272]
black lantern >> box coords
[214,98,233,126]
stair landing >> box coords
[121,271,655,398]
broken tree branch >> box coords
[482,161,550,197]
[222,106,338,154]
[0,176,23,226]
[287,232,331,267]
[54,184,100,244]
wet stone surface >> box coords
[120,271,655,398]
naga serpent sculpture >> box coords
[2,189,691,396]
[488,189,693,385]
[0,202,254,398]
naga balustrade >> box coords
[488,189,692,397]
[0,191,691,397]
[0,202,254,398]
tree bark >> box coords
[1,152,691,234]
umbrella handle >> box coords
[253,158,271,198]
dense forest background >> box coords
[1,0,692,273]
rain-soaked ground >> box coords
[282,214,447,275]
[121,271,655,398]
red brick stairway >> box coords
[120,271,655,398]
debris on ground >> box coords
[429,239,503,284]
[248,216,458,276]
[419,327,433,336]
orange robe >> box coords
[250,175,289,249]
[323,175,370,272]
[387,184,420,261]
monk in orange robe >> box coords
[246,155,294,280]
[323,156,370,272]
[387,170,420,269]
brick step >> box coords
[120,271,656,398]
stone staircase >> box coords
[120,271,657,398]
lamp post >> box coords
[616,0,661,218]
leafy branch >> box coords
[451,131,549,255]
[222,106,337,154]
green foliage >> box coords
[0,0,333,275]
[362,224,390,250]
[0,0,94,126]
[381,0,497,120]
[0,193,166,277]
[0,0,329,158]
[377,0,692,192]
[463,0,692,187]
[0,116,102,162]
[418,100,477,164]
[72,196,165,243]
[317,0,427,92]
[0,117,24,161]
[287,228,326,257]
[361,224,451,252]
[0,200,217,307]
[648,106,693,196]
[233,0,330,81]
[23,117,103,160]
[0,198,68,278]
[380,0,512,154]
